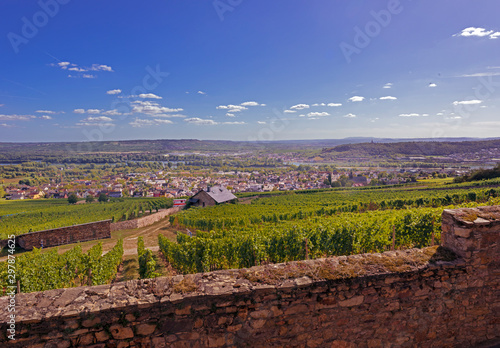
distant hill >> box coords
[0,137,499,163]
[321,139,500,157]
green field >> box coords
[0,197,173,239]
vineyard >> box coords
[160,184,500,274]
[0,198,173,239]
[0,240,123,294]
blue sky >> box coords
[0,0,499,142]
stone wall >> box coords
[110,206,183,232]
[0,206,499,347]
[14,220,111,251]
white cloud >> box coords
[436,112,444,116]
[216,104,248,112]
[35,110,57,114]
[284,110,296,113]
[40,115,52,120]
[226,113,235,117]
[184,117,218,125]
[154,119,174,124]
[240,101,261,106]
[197,91,206,95]
[290,104,310,110]
[454,27,499,39]
[343,113,357,118]
[222,121,246,125]
[428,83,437,88]
[379,96,397,100]
[76,116,114,127]
[73,109,85,114]
[89,64,113,72]
[327,103,342,107]
[0,114,36,121]
[86,116,112,122]
[87,109,102,114]
[102,109,122,116]
[106,89,122,95]
[129,118,172,128]
[453,100,482,106]
[348,96,365,102]
[307,112,330,117]
[257,121,266,125]
[299,114,306,117]
[51,61,113,78]
[399,113,420,117]
[131,100,183,115]
[383,83,392,89]
[0,123,14,128]
[138,93,162,99]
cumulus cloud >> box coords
[379,96,397,100]
[307,112,330,117]
[51,61,114,77]
[284,110,296,113]
[257,121,266,124]
[216,104,248,112]
[399,113,420,117]
[226,113,235,117]
[76,116,114,127]
[129,118,173,128]
[240,101,261,106]
[454,27,500,39]
[383,83,392,89]
[0,114,36,121]
[138,93,162,99]
[87,109,102,114]
[184,117,218,125]
[106,89,122,95]
[348,96,365,102]
[197,91,206,95]
[102,109,122,116]
[429,83,437,88]
[222,121,246,125]
[73,109,85,114]
[131,100,183,115]
[40,115,52,120]
[290,104,310,110]
[343,113,357,118]
[35,110,57,114]
[327,103,342,107]
[453,100,482,106]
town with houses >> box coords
[2,166,460,201]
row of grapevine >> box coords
[171,187,499,231]
[0,198,173,238]
[0,240,123,294]
[159,207,443,274]
[137,237,159,279]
